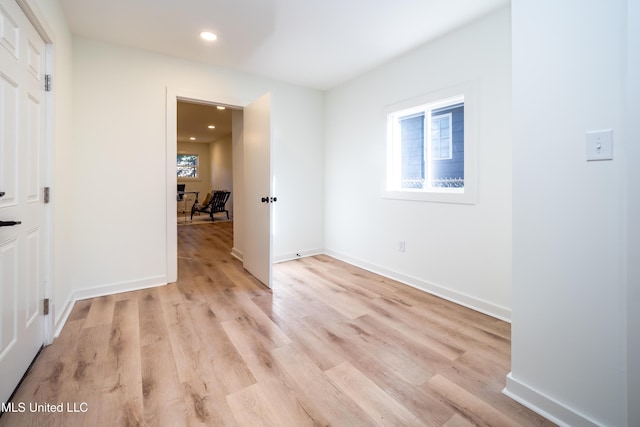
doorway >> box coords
[176,100,235,225]
[165,89,273,288]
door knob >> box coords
[0,221,22,227]
[0,192,5,197]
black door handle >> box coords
[0,221,21,227]
[261,197,269,203]
[0,192,5,197]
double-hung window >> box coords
[384,85,476,204]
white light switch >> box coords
[586,129,613,161]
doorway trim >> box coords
[165,87,244,282]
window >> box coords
[431,112,453,160]
[389,96,464,191]
[384,85,476,204]
[177,154,199,179]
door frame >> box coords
[165,88,246,282]
[14,0,54,345]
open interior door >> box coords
[242,92,273,288]
[0,0,47,404]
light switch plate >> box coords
[586,129,613,161]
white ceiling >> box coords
[58,0,509,91]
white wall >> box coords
[68,37,324,303]
[231,110,244,259]
[271,88,325,261]
[509,1,632,425]
[627,2,640,426]
[324,7,512,319]
[210,135,234,217]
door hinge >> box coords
[43,298,50,315]
[45,74,52,92]
[44,187,50,203]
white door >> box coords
[243,92,273,287]
[0,0,47,404]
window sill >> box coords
[382,188,476,205]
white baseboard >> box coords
[52,293,75,341]
[52,275,168,338]
[231,247,243,262]
[233,248,324,264]
[503,373,600,427]
[324,249,511,322]
[72,275,167,302]
[274,248,324,264]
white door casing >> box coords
[165,89,274,288]
[242,92,273,288]
[0,0,47,404]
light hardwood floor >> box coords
[0,221,554,426]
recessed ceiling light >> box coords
[216,106,226,110]
[208,125,215,129]
[189,137,196,140]
[200,32,217,41]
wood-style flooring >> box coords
[0,221,554,426]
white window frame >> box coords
[431,112,453,161]
[383,82,477,205]
[177,153,200,181]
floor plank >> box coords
[325,361,424,426]
[0,221,555,426]
[226,383,285,427]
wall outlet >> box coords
[398,240,405,253]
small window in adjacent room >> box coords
[384,87,476,204]
[177,153,199,179]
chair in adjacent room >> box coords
[177,183,186,200]
[191,190,230,221]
